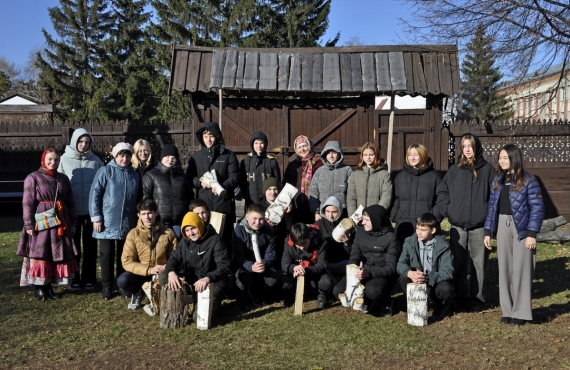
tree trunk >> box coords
[196,283,214,330]
[294,275,304,316]
[407,283,428,327]
[265,183,298,224]
[345,264,365,311]
[159,288,188,329]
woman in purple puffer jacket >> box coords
[17,148,78,301]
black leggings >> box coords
[99,239,125,289]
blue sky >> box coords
[0,0,415,68]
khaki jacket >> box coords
[121,218,178,276]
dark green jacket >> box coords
[396,234,453,286]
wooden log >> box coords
[536,230,570,242]
[332,218,356,243]
[353,297,365,311]
[345,264,365,311]
[142,276,160,315]
[540,216,568,232]
[407,283,428,327]
[159,288,188,329]
[350,205,364,225]
[338,292,349,307]
[252,233,262,262]
[196,283,214,330]
[294,275,305,316]
[200,170,226,197]
[265,183,299,224]
[210,211,226,235]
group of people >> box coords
[16,121,544,326]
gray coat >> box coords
[346,162,392,216]
[58,128,102,215]
[308,141,352,214]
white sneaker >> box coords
[143,303,155,316]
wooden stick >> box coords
[252,233,262,262]
[196,283,214,330]
[209,211,226,235]
[294,275,305,316]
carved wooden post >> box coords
[407,283,428,326]
[196,283,214,330]
[344,264,365,311]
[159,288,188,329]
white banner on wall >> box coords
[375,95,426,110]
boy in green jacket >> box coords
[397,213,454,320]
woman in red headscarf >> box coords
[16,148,78,301]
[283,135,323,223]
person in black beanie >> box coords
[332,204,399,316]
[143,144,193,238]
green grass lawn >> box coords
[1,216,569,369]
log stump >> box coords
[294,275,305,316]
[407,283,428,327]
[160,288,188,329]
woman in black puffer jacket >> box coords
[142,145,193,239]
[391,144,442,246]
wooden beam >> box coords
[311,108,357,145]
[0,105,54,113]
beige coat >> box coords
[347,163,393,215]
[121,218,178,276]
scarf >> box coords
[294,135,320,196]
[240,216,257,235]
[40,148,57,177]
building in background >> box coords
[499,63,569,121]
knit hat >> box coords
[293,135,315,158]
[364,205,388,232]
[112,142,134,158]
[181,212,206,240]
[263,177,280,194]
[161,144,179,160]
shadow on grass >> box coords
[532,302,570,324]
[533,256,570,299]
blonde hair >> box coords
[132,139,153,169]
[357,142,382,170]
[458,134,478,180]
[405,144,428,168]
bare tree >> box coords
[344,35,364,46]
[0,56,20,80]
[399,1,570,86]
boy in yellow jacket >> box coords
[118,199,178,314]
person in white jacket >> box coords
[58,128,102,291]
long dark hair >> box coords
[492,144,525,191]
[458,134,478,180]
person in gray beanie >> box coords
[308,141,352,220]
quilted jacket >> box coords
[484,172,544,240]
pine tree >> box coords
[460,25,513,122]
[37,0,113,121]
[95,0,162,121]
[238,0,338,48]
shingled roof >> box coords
[169,45,460,97]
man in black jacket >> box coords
[164,211,231,322]
[332,205,399,316]
[142,144,192,239]
[282,223,333,308]
[186,122,240,249]
[240,131,281,207]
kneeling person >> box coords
[397,213,453,320]
[118,199,178,314]
[282,223,333,308]
[164,212,231,321]
[232,203,280,309]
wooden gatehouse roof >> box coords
[168,45,460,97]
